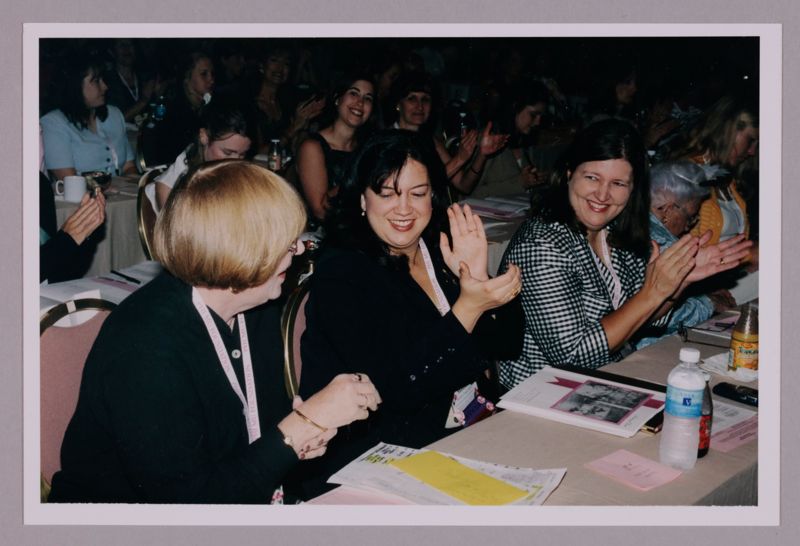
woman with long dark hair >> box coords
[41,54,137,181]
[297,130,523,496]
[295,73,375,223]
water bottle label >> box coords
[665,387,703,418]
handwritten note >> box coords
[389,451,528,505]
[711,414,758,453]
[584,449,683,491]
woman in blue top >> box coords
[41,55,136,181]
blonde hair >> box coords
[154,160,306,291]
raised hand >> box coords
[439,203,489,281]
[478,122,509,156]
[455,129,479,163]
[643,235,699,303]
[295,96,326,125]
[687,233,754,283]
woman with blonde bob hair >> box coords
[49,160,381,504]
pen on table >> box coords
[110,270,141,285]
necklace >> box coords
[117,69,139,102]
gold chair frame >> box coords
[136,168,164,261]
[280,279,311,399]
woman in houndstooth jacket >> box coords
[498,120,752,389]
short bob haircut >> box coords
[532,119,651,257]
[154,160,306,291]
[56,55,109,130]
[326,129,449,271]
[649,160,713,209]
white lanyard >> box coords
[117,69,139,102]
[593,229,624,310]
[191,288,261,443]
[418,239,451,316]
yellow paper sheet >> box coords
[389,451,527,505]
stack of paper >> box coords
[498,366,665,438]
[460,195,530,220]
[325,442,566,505]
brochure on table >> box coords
[498,365,666,438]
[326,442,566,506]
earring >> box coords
[361,210,366,217]
[396,106,400,112]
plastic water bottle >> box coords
[659,347,706,470]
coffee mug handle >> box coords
[54,180,65,196]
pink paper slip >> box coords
[711,415,758,453]
[584,449,683,492]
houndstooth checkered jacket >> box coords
[498,218,667,389]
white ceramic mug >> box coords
[54,175,87,203]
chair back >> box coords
[40,298,115,498]
[281,280,311,399]
[136,168,164,261]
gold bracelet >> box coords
[293,408,328,432]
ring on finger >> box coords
[720,257,725,265]
[354,373,363,382]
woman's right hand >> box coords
[61,191,106,245]
[297,373,381,429]
[642,234,699,303]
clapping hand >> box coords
[298,373,381,430]
[478,122,508,156]
[457,261,522,314]
[62,191,106,245]
[295,96,326,125]
[440,203,489,281]
[455,129,479,163]
[686,232,753,283]
[643,234,699,302]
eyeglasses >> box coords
[673,202,700,228]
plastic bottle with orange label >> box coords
[728,302,758,377]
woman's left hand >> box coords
[440,203,489,281]
[455,129,479,163]
[687,232,754,283]
[478,122,509,156]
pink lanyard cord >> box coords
[418,239,451,316]
[191,288,261,443]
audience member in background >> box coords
[104,38,167,125]
[369,52,403,129]
[390,71,507,197]
[672,95,758,249]
[298,130,523,497]
[39,172,106,283]
[498,120,752,388]
[146,95,255,213]
[296,74,375,224]
[49,161,381,504]
[41,54,137,181]
[635,160,737,348]
[470,82,550,198]
[212,40,247,98]
[588,60,640,125]
[147,51,216,166]
[251,45,325,154]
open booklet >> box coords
[498,365,666,438]
[323,442,566,505]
